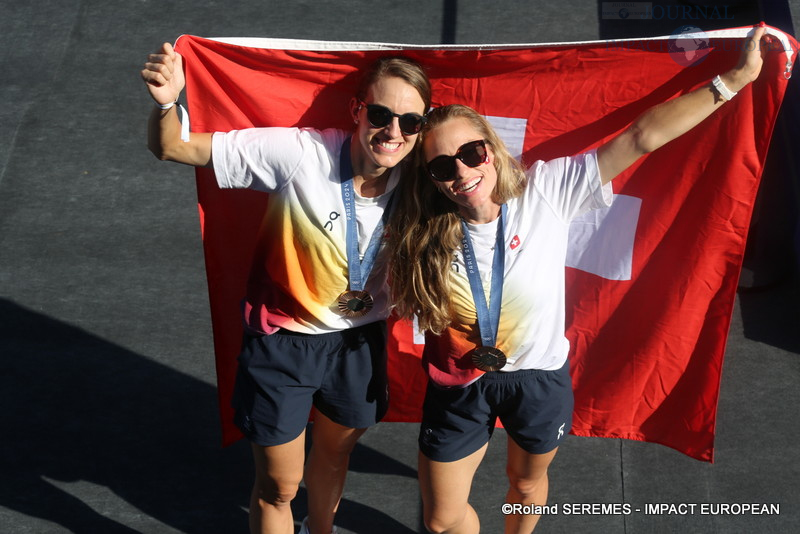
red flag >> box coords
[174,27,797,461]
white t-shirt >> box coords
[212,126,400,334]
[424,150,613,386]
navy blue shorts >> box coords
[232,321,388,447]
[419,360,573,462]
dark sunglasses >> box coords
[359,102,427,136]
[426,139,489,182]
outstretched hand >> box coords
[141,42,185,106]
[596,24,779,184]
[724,25,770,92]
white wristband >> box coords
[155,100,191,142]
[712,75,737,101]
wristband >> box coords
[155,99,191,142]
[712,75,737,101]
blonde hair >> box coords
[389,105,527,334]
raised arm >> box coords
[597,25,769,184]
[141,42,212,167]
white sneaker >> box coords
[299,516,338,534]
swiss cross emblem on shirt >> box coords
[510,235,521,250]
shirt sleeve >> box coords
[527,149,613,222]
[211,127,312,192]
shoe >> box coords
[299,516,338,534]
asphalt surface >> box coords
[1,1,798,533]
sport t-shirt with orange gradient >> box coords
[212,127,401,335]
[424,150,613,387]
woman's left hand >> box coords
[721,25,770,92]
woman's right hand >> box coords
[141,42,185,106]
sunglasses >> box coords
[426,139,489,182]
[359,102,427,136]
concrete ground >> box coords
[1,1,798,532]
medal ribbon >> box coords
[460,204,507,349]
[339,137,394,292]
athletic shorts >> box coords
[232,321,388,447]
[418,360,573,462]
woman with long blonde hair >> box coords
[389,26,766,534]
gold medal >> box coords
[469,346,507,372]
[336,290,374,318]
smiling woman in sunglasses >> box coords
[389,26,767,534]
[142,43,429,534]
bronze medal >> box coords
[470,346,507,372]
[337,290,374,318]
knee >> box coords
[507,468,549,500]
[423,509,467,534]
[253,476,301,508]
[423,518,452,534]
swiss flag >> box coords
[175,27,797,461]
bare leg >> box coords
[418,443,488,534]
[504,441,558,534]
[249,432,307,534]
[304,412,367,534]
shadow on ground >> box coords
[0,299,417,533]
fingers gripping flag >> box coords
[174,28,797,461]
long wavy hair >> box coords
[389,104,527,334]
